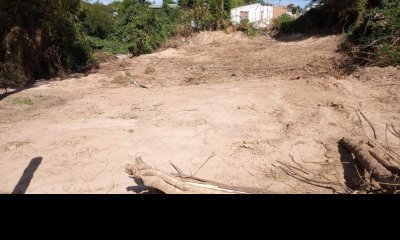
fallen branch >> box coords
[277,160,309,176]
[276,162,342,187]
[339,137,399,192]
[125,157,274,194]
[358,110,377,139]
[193,151,216,177]
[352,108,400,164]
[274,164,341,193]
[388,124,400,139]
[368,148,400,175]
[169,160,185,176]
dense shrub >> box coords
[80,1,117,39]
[114,1,179,56]
[270,14,295,36]
[346,0,400,66]
[178,0,232,32]
[0,0,90,89]
[235,19,258,37]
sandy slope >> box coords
[0,31,399,194]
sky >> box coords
[92,0,311,8]
[266,0,310,8]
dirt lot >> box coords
[1,31,399,194]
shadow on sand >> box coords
[11,157,42,194]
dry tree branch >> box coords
[106,181,115,194]
[368,149,400,174]
[358,109,377,140]
[169,160,185,176]
[390,36,400,47]
[274,160,343,188]
[351,108,400,164]
[277,159,309,176]
[288,154,309,173]
[393,125,400,136]
[127,157,274,194]
[87,152,111,182]
[193,151,216,177]
[388,124,400,139]
[274,164,342,193]
[386,123,390,149]
[354,162,368,186]
[340,137,399,193]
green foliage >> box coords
[81,1,178,56]
[80,1,116,39]
[230,0,257,8]
[271,0,360,35]
[87,36,131,54]
[11,97,33,106]
[346,0,400,66]
[236,19,258,37]
[270,14,295,35]
[179,0,232,32]
[271,0,399,66]
[0,0,90,89]
[114,1,179,55]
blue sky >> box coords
[92,0,310,8]
[267,0,310,8]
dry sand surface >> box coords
[0,31,399,194]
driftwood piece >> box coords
[340,137,399,192]
[125,157,274,194]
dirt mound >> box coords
[352,66,400,83]
[96,32,342,89]
[187,31,248,46]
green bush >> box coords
[179,0,232,32]
[346,0,400,66]
[270,14,295,35]
[80,1,117,39]
[87,36,131,54]
[236,19,258,37]
[0,0,90,89]
[270,0,361,35]
[114,1,179,56]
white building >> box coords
[231,3,274,29]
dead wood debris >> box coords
[339,137,399,192]
[125,156,274,194]
[352,107,400,165]
[273,159,347,194]
[338,108,400,193]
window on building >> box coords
[240,11,249,20]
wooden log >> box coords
[125,157,274,194]
[368,148,400,176]
[339,137,399,192]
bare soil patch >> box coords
[1,31,399,193]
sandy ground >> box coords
[0,31,399,194]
